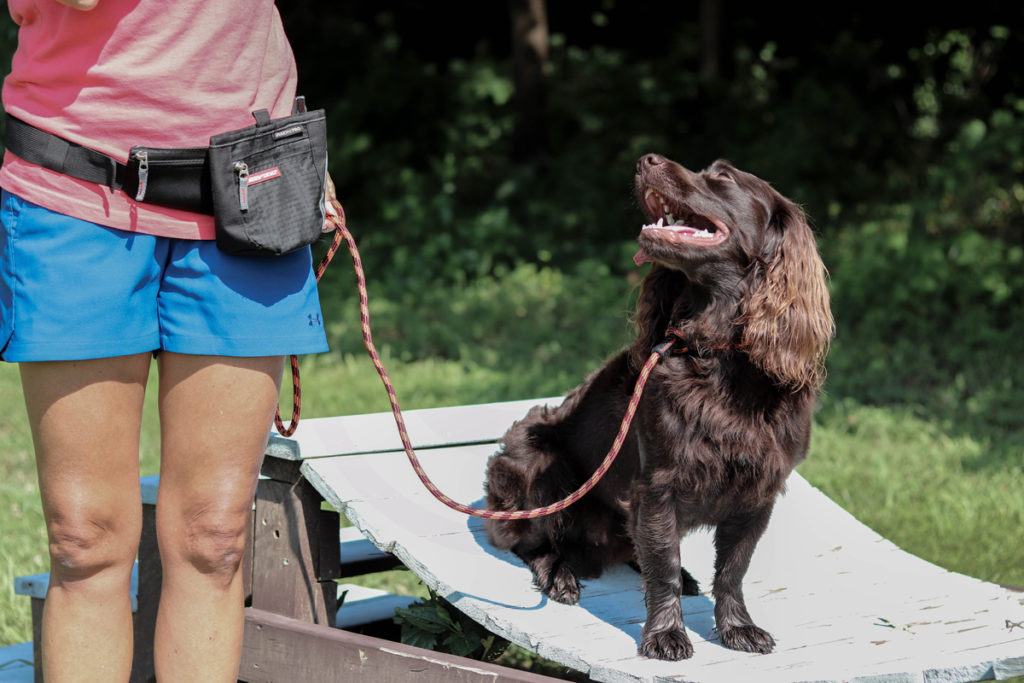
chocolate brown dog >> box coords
[484,154,833,660]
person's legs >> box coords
[3,194,325,680]
[152,352,283,683]
[148,237,324,680]
[21,354,152,683]
[3,194,168,681]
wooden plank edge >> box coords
[239,607,565,683]
[334,584,416,629]
[265,434,302,461]
[268,397,564,461]
[0,640,34,674]
[14,565,140,612]
[12,532,395,603]
[993,654,1024,679]
[139,474,159,505]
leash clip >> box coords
[653,338,676,359]
[654,327,690,359]
[651,327,692,360]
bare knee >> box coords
[47,514,139,583]
[169,507,250,586]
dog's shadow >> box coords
[460,497,721,652]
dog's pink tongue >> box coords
[633,248,652,267]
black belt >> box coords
[4,115,129,191]
[3,99,311,219]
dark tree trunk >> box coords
[508,0,550,161]
[700,0,732,81]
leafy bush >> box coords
[822,105,1024,468]
[316,250,641,399]
[393,588,508,661]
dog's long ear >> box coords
[740,196,834,390]
[630,265,688,372]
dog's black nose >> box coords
[638,154,666,172]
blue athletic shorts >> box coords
[0,191,330,362]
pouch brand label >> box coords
[273,126,304,140]
[248,167,282,185]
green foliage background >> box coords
[293,4,1024,477]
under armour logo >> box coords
[307,313,322,327]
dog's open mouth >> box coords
[634,188,729,266]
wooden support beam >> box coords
[129,501,160,683]
[239,607,561,683]
[29,598,42,683]
[251,461,340,625]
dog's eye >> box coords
[715,170,734,182]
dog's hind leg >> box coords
[524,545,582,605]
[711,505,776,654]
[484,431,586,604]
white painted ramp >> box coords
[273,399,1024,683]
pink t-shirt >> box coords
[0,0,298,239]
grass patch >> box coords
[0,373,42,647]
[804,398,1024,587]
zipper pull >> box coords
[134,150,149,202]
[234,161,249,210]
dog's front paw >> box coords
[639,627,694,661]
[719,624,775,654]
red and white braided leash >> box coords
[275,199,678,520]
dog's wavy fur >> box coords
[484,154,833,660]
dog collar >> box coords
[653,327,740,359]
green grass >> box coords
[803,398,1024,587]
[0,363,41,647]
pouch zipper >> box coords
[234,161,249,210]
[134,150,149,202]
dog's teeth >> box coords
[666,214,675,224]
[645,188,655,199]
